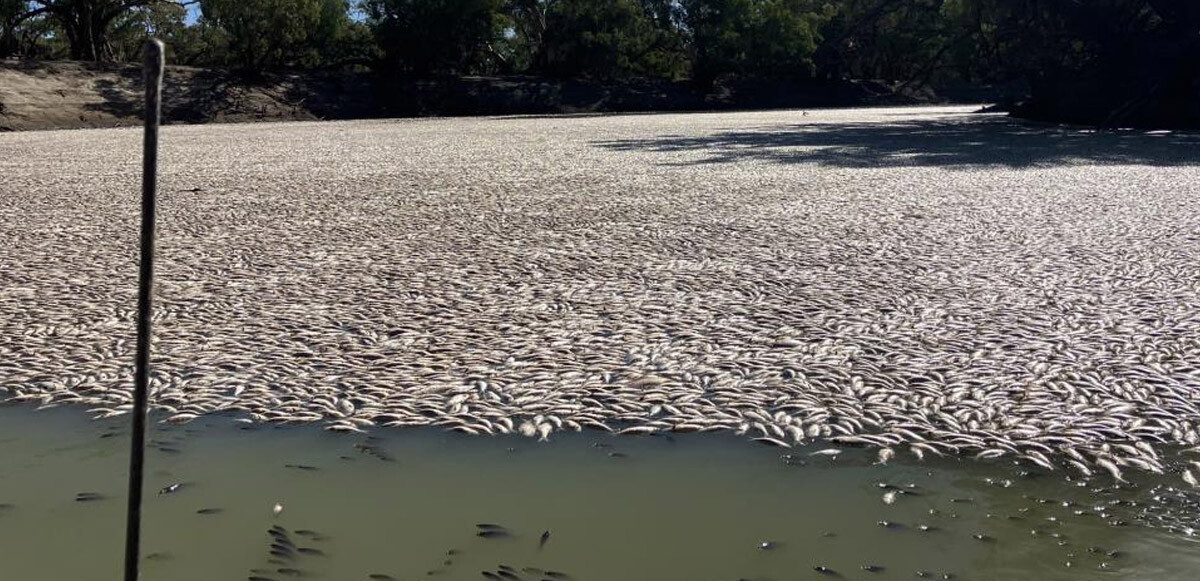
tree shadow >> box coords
[593,113,1200,168]
[86,70,141,117]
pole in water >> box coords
[124,38,164,581]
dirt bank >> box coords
[1,59,954,131]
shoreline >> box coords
[0,59,1003,132]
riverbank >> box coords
[0,59,974,131]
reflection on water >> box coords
[0,405,1197,581]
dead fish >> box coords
[861,564,884,572]
[248,577,276,581]
[368,575,396,581]
[284,464,320,471]
[539,530,550,549]
[159,483,183,495]
[813,565,838,575]
[481,573,501,580]
[276,569,303,577]
[196,508,223,515]
[476,524,507,531]
[751,437,791,448]
[295,530,320,537]
[477,530,510,538]
[297,547,324,556]
[810,448,842,457]
[75,492,104,502]
[875,448,894,465]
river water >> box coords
[0,404,1197,581]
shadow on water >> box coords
[593,114,1200,169]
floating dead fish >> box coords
[539,530,550,549]
[876,447,894,464]
[159,483,183,495]
[751,437,790,448]
[197,508,223,515]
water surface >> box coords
[0,405,1197,581]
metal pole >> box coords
[124,38,164,581]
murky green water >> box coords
[0,405,1197,581]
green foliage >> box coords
[108,2,188,62]
[365,0,507,75]
[201,0,355,70]
[539,0,687,79]
[684,0,827,84]
[0,0,26,58]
